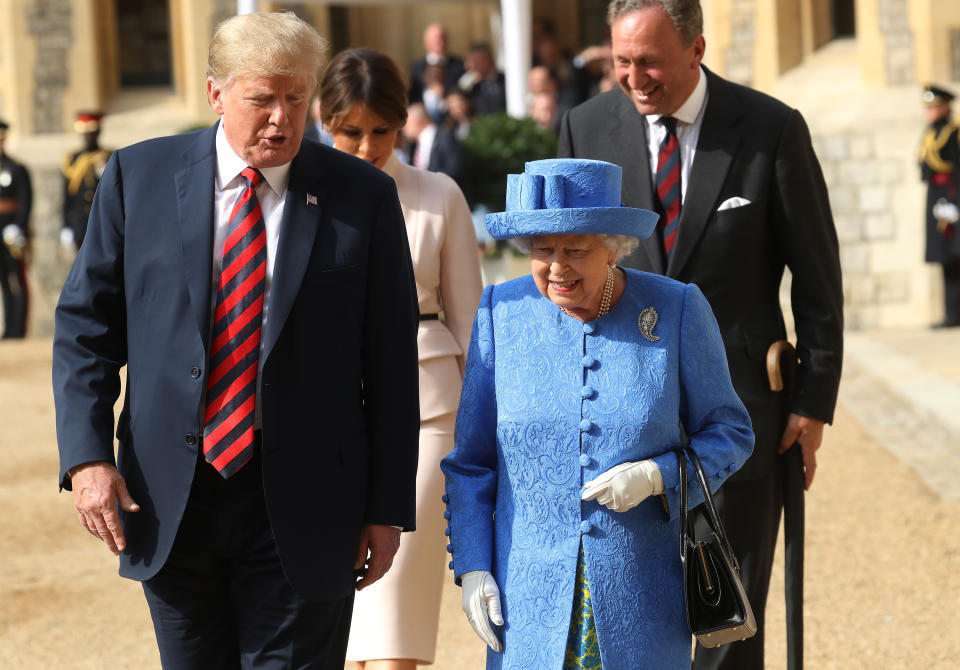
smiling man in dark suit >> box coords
[559,1,843,668]
[53,11,419,669]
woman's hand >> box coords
[461,570,504,652]
[581,459,663,512]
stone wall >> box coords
[878,0,914,85]
[26,0,72,134]
[723,0,755,86]
[951,28,960,82]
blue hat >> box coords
[485,159,658,240]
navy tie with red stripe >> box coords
[203,167,266,477]
[655,116,682,258]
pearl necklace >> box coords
[560,264,616,320]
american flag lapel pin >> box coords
[306,193,318,206]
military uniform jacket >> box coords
[0,153,32,235]
[62,147,111,247]
[919,117,960,263]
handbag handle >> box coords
[676,446,740,573]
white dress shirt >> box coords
[644,66,709,204]
[211,122,291,424]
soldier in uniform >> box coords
[919,84,960,328]
[61,111,111,253]
[0,119,32,339]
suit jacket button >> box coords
[580,520,593,534]
[185,433,197,445]
[443,510,451,520]
[579,454,593,467]
[446,543,453,553]
[448,561,454,570]
[580,386,595,399]
[190,367,201,379]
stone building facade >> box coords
[0,0,959,334]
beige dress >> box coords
[346,152,483,664]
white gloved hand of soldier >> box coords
[461,569,504,652]
[2,224,26,249]
[581,459,664,512]
[60,227,76,251]
[933,199,960,224]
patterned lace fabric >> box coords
[563,544,602,670]
[441,269,754,670]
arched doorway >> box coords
[116,0,173,88]
[834,0,855,37]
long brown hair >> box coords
[319,48,409,131]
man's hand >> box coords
[69,461,140,555]
[354,523,401,591]
[778,413,825,491]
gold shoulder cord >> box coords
[62,149,111,196]
[919,121,958,174]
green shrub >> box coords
[462,113,557,212]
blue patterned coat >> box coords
[441,268,754,670]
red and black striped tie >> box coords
[655,116,682,257]
[203,167,267,478]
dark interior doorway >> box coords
[116,0,172,87]
[834,0,856,37]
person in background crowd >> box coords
[444,88,473,142]
[442,158,753,670]
[559,2,844,668]
[530,91,560,134]
[53,12,420,669]
[527,65,567,133]
[409,22,465,106]
[919,83,960,328]
[403,102,462,184]
[61,111,111,255]
[0,118,32,339]
[460,43,506,117]
[421,64,449,124]
[319,46,483,670]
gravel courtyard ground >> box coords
[1,337,957,669]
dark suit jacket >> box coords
[409,56,465,104]
[426,126,462,184]
[559,68,843,481]
[53,124,421,601]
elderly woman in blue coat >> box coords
[440,159,754,670]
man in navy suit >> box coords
[559,1,843,668]
[53,12,419,669]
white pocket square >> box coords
[717,197,751,211]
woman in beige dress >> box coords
[319,48,483,669]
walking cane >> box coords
[766,340,804,670]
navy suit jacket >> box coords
[53,124,421,601]
[559,68,843,481]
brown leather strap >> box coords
[0,198,19,214]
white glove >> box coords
[581,459,664,512]
[461,569,504,652]
[60,227,76,250]
[933,200,960,224]
[2,224,25,249]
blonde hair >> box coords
[207,12,328,88]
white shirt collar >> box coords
[215,121,291,197]
[646,65,708,127]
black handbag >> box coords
[677,447,757,647]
